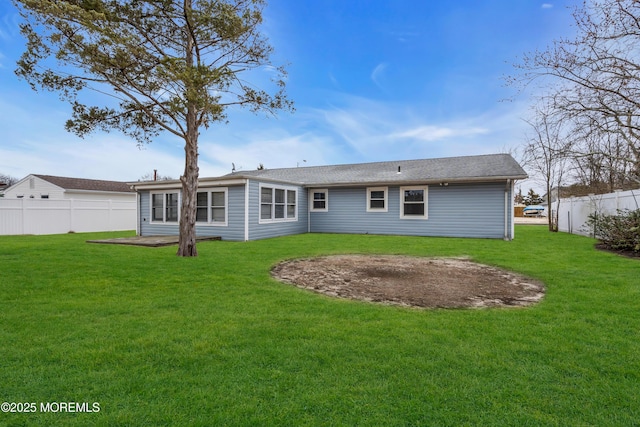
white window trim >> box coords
[400,186,428,220]
[150,190,180,223]
[259,184,298,224]
[366,186,388,212]
[196,187,228,226]
[310,189,329,212]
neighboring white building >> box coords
[0,174,137,235]
[3,174,135,202]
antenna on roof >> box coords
[232,163,236,172]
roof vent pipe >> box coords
[397,166,401,174]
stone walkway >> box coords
[87,235,221,247]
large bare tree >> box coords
[522,103,571,231]
[13,0,293,256]
[510,0,640,187]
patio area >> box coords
[87,235,221,247]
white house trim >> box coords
[258,183,298,224]
[399,186,429,220]
[309,189,329,212]
[366,186,388,213]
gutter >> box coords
[128,177,247,191]
[130,174,529,190]
[65,189,135,196]
[302,176,529,189]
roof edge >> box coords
[129,177,248,190]
[303,175,528,188]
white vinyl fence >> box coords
[556,188,640,237]
[0,198,136,235]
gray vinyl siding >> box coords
[309,182,509,239]
[247,180,308,241]
[138,185,246,241]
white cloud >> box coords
[371,62,388,90]
[327,71,341,89]
[0,12,19,41]
[0,92,183,181]
[391,125,489,141]
[390,30,420,44]
[0,134,185,182]
[199,130,337,174]
[0,71,532,184]
[541,3,553,9]
[315,94,527,162]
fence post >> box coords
[21,198,25,235]
[107,199,111,231]
[569,196,574,234]
[69,199,74,233]
[588,194,595,238]
[615,189,621,210]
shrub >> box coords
[587,209,640,253]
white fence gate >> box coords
[0,198,136,236]
[556,189,640,237]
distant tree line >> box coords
[514,188,543,206]
[0,173,19,191]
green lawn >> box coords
[1,227,639,426]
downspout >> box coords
[504,179,511,241]
[244,179,250,241]
[307,188,311,233]
[510,179,515,239]
[136,191,141,236]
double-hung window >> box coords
[367,187,388,212]
[310,189,328,212]
[196,188,227,225]
[400,186,428,219]
[260,185,297,222]
[151,192,179,222]
[287,190,296,218]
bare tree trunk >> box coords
[547,182,557,232]
[177,0,199,257]
[177,131,199,257]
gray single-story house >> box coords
[130,153,528,241]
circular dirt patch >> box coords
[271,255,545,309]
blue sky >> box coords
[0,1,575,188]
